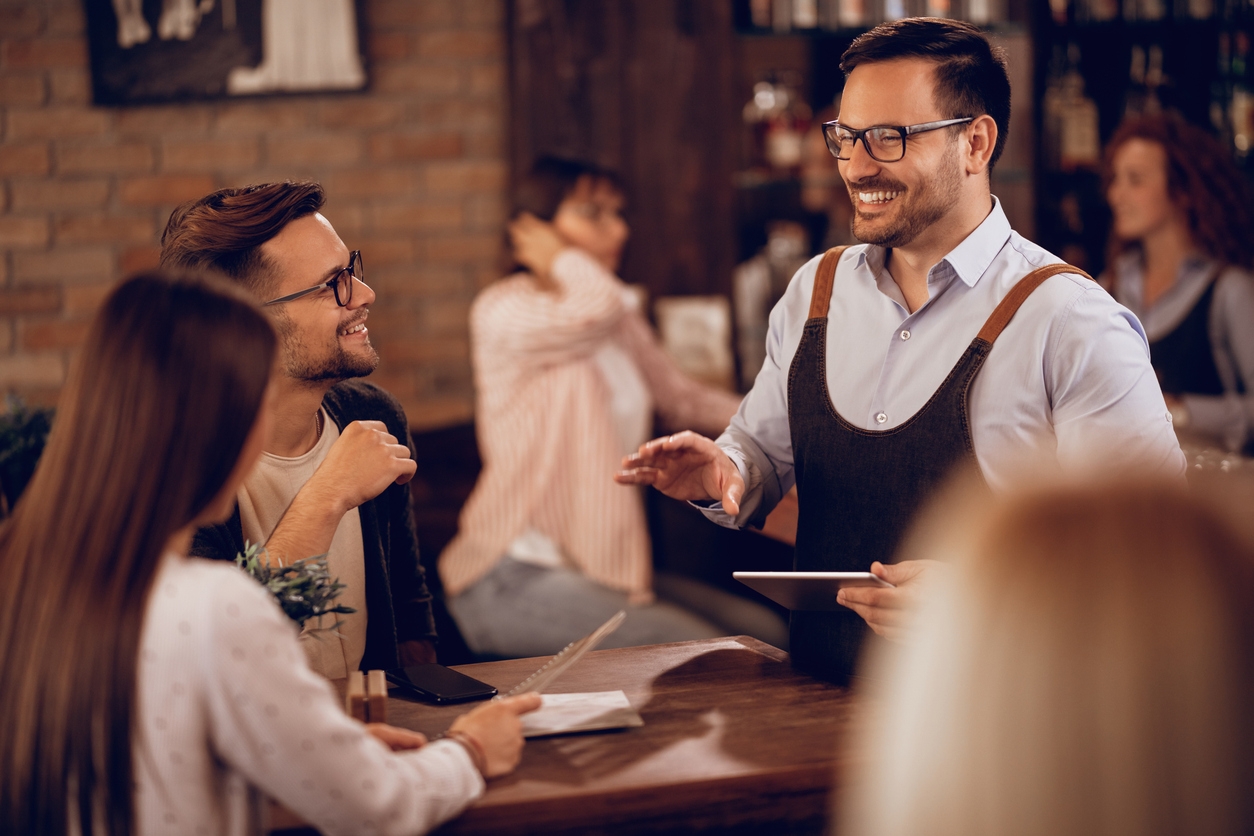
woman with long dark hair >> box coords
[1103,113,1254,453]
[0,271,537,835]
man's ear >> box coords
[963,114,998,177]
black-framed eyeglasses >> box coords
[263,251,365,307]
[822,117,975,163]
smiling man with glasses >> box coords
[160,181,439,678]
[617,18,1184,682]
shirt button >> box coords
[876,412,887,424]
[900,329,911,340]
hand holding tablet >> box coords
[734,571,895,612]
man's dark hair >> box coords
[840,18,1011,171]
[513,156,624,221]
[159,181,326,296]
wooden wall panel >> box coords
[509,0,738,298]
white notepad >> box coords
[520,690,644,738]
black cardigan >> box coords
[190,379,437,671]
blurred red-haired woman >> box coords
[1103,113,1254,453]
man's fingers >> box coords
[501,692,543,714]
[723,482,742,517]
[838,587,897,609]
[614,467,658,485]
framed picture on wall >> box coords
[83,0,368,105]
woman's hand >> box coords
[508,212,565,290]
[365,723,428,751]
[447,693,543,778]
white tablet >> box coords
[734,571,894,611]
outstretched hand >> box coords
[614,430,746,516]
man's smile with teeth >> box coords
[858,190,903,204]
[339,321,367,336]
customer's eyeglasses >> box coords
[822,117,975,163]
[263,250,365,307]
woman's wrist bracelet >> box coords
[443,729,488,776]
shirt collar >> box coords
[855,195,1012,289]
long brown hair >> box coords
[160,181,326,295]
[0,271,277,834]
[844,472,1254,836]
[1104,113,1254,269]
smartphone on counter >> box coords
[385,663,498,705]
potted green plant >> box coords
[0,399,53,516]
[235,542,356,633]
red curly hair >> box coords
[1104,113,1254,270]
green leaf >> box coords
[234,541,356,631]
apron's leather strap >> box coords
[808,249,1094,345]
[975,263,1095,345]
[808,246,848,320]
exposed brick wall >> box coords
[0,0,506,430]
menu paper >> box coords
[520,690,644,738]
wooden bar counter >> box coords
[373,636,855,835]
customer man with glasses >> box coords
[161,182,439,677]
[617,19,1184,681]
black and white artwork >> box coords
[84,0,368,105]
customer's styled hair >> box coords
[1104,112,1254,269]
[160,181,326,295]
[512,156,623,222]
[843,472,1254,836]
[840,18,1011,171]
[0,270,276,834]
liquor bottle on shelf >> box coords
[1213,31,1233,138]
[1230,30,1253,158]
[1177,0,1214,18]
[1044,43,1101,172]
[750,0,774,28]
[792,0,819,28]
[1124,0,1167,21]
[1076,0,1118,22]
[1126,45,1165,118]
[772,0,792,32]
[742,75,812,176]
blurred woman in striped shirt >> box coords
[439,158,788,659]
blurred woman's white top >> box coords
[133,553,482,836]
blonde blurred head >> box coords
[843,470,1254,836]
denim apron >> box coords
[1150,269,1225,397]
[786,246,1091,681]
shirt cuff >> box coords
[689,447,757,529]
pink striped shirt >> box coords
[438,249,741,598]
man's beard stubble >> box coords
[276,315,380,384]
[847,149,964,249]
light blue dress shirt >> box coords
[706,198,1186,528]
